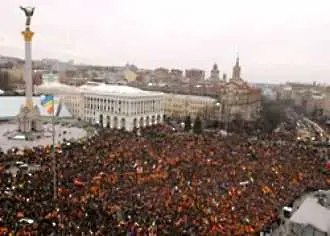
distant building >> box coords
[42,72,59,83]
[185,69,205,83]
[209,63,220,81]
[170,69,183,78]
[269,190,330,236]
[41,58,74,72]
[323,97,330,118]
[32,71,43,86]
[305,92,325,116]
[218,58,261,121]
[121,68,137,82]
[164,93,218,119]
[36,82,165,131]
[154,68,170,82]
[0,70,10,90]
[135,70,152,83]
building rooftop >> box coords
[79,83,163,97]
[165,93,217,102]
[289,190,330,234]
[36,82,79,94]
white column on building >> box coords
[134,101,137,115]
[144,100,146,114]
[129,100,132,116]
[126,99,129,115]
[121,99,124,115]
[142,100,144,114]
[115,97,119,113]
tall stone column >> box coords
[22,30,34,109]
[17,7,42,134]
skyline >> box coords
[1,0,330,83]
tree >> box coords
[193,116,202,134]
[260,97,286,133]
[184,115,192,132]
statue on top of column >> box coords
[20,6,35,30]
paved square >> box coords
[0,122,87,152]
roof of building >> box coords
[79,83,163,97]
[165,93,217,102]
[290,191,330,234]
[0,96,72,120]
[36,82,79,94]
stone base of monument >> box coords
[16,105,43,134]
[1,105,45,142]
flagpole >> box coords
[52,95,57,201]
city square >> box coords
[0,2,329,236]
[0,122,87,152]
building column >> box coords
[142,100,144,114]
[125,117,133,132]
[133,101,136,115]
[110,117,114,129]
[117,117,121,129]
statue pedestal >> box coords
[17,105,43,133]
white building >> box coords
[164,93,219,119]
[270,190,330,236]
[36,82,165,131]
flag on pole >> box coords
[40,95,57,114]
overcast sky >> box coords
[1,0,330,83]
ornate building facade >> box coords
[36,82,164,131]
[164,94,218,119]
[218,58,261,121]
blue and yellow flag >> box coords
[40,95,57,114]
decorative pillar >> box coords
[22,30,34,109]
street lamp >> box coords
[215,102,220,121]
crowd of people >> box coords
[0,124,329,235]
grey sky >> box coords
[1,0,330,83]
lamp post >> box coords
[215,102,220,121]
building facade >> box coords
[218,58,261,121]
[185,69,205,83]
[164,93,218,119]
[209,63,220,81]
[36,82,164,131]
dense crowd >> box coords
[0,125,329,235]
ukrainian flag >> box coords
[40,95,57,114]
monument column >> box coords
[22,30,34,109]
[17,6,42,134]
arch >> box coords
[106,116,110,128]
[99,114,104,128]
[157,115,161,124]
[31,120,37,131]
[133,118,137,129]
[146,116,150,126]
[120,118,126,130]
[139,117,144,128]
[151,115,156,125]
[113,116,118,129]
